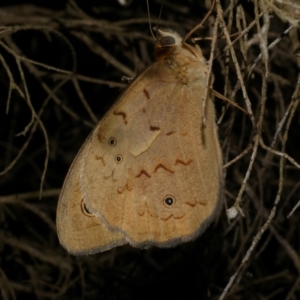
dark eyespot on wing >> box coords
[81,199,94,217]
[115,154,123,164]
[163,195,176,207]
[108,137,117,146]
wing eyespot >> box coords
[115,154,123,164]
[163,195,176,208]
[81,199,94,217]
[108,137,117,146]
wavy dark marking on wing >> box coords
[136,169,151,178]
[104,170,117,182]
[154,163,174,174]
[113,110,127,124]
[181,132,188,136]
[95,155,106,166]
[138,203,185,220]
[166,130,175,136]
[138,203,157,218]
[117,182,133,194]
[150,125,160,131]
[185,201,207,207]
[161,214,185,221]
[142,108,146,113]
[143,88,150,100]
[175,158,193,166]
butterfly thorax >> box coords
[154,28,208,85]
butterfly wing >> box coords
[82,51,222,248]
[57,135,126,255]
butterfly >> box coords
[56,28,223,255]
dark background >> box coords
[0,0,300,299]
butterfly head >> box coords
[154,28,183,61]
[155,28,182,47]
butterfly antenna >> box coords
[146,0,156,41]
[156,0,164,31]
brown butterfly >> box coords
[56,28,223,255]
